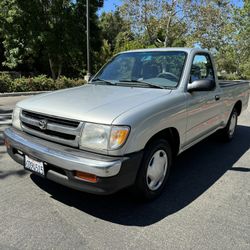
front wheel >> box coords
[134,139,172,200]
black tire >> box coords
[219,108,238,142]
[133,139,172,200]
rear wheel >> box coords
[219,108,238,141]
[134,139,172,200]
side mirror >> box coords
[187,79,215,92]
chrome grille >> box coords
[20,110,83,147]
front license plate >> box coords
[24,155,45,176]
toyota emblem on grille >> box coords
[38,119,48,130]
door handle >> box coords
[215,95,220,101]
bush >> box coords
[219,73,242,81]
[0,74,86,93]
[0,73,13,92]
[55,76,85,89]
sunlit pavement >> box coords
[0,95,249,249]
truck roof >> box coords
[119,47,208,54]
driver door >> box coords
[185,53,222,145]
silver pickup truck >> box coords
[4,48,249,199]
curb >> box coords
[0,91,50,97]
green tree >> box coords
[96,10,128,68]
[114,31,146,53]
[92,39,112,72]
[0,0,101,79]
[99,10,128,50]
[212,0,250,79]
[235,0,250,78]
[187,0,236,50]
[119,0,195,47]
[214,45,238,75]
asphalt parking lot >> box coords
[0,95,249,249]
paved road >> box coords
[0,96,249,249]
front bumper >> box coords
[4,127,143,194]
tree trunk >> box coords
[58,63,62,78]
[164,15,172,47]
[49,58,56,80]
[57,55,62,78]
[49,56,62,80]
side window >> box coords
[190,54,215,83]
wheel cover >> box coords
[229,113,237,137]
[146,149,168,191]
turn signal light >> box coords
[74,171,97,183]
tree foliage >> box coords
[99,10,128,50]
[235,0,250,78]
[119,0,194,47]
[0,0,101,79]
[0,0,249,79]
[187,0,235,50]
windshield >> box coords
[92,51,187,88]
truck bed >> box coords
[219,80,250,88]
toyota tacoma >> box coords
[4,48,250,199]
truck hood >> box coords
[18,84,171,124]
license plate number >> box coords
[25,155,45,176]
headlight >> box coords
[80,123,110,150]
[12,106,22,130]
[79,123,130,151]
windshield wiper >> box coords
[91,78,117,85]
[118,79,167,89]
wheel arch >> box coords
[145,127,180,157]
[234,100,242,116]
